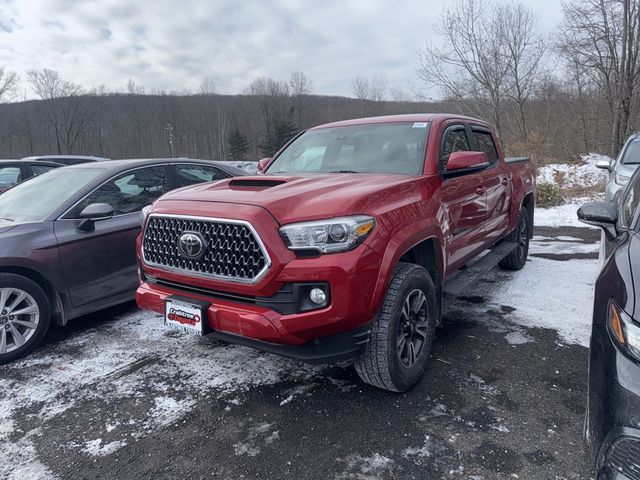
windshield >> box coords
[0,168,103,222]
[266,122,429,175]
[622,138,640,165]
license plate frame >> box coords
[164,296,210,336]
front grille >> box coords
[143,215,269,283]
[607,437,640,480]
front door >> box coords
[437,124,488,272]
[54,165,171,308]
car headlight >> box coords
[615,173,630,186]
[139,205,152,226]
[279,215,375,253]
[608,301,640,360]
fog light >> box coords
[309,288,326,305]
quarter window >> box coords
[68,166,169,218]
[175,164,228,186]
[471,129,499,164]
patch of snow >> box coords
[402,435,433,460]
[83,438,127,457]
[537,153,609,192]
[0,422,56,480]
[504,330,533,345]
[336,453,395,480]
[280,384,315,406]
[535,201,598,228]
[233,422,276,457]
[484,256,596,347]
[529,240,599,256]
[149,396,196,427]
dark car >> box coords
[0,158,246,364]
[578,172,640,479]
[21,155,109,166]
[0,159,62,193]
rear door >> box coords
[469,126,511,244]
[54,165,172,308]
[438,123,488,271]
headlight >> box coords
[608,301,640,360]
[615,173,630,186]
[279,215,375,253]
[139,205,152,226]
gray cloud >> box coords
[0,0,563,98]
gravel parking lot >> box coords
[1,225,600,480]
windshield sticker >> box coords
[412,122,428,128]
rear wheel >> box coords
[354,263,437,392]
[0,274,51,365]
[499,209,530,271]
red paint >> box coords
[136,114,535,348]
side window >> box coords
[471,129,499,165]
[440,127,470,171]
[622,178,640,227]
[30,165,58,176]
[175,164,228,186]
[0,166,21,188]
[68,166,169,218]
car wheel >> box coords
[0,273,51,365]
[499,209,530,271]
[354,262,437,392]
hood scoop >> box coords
[228,178,288,188]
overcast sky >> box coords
[0,0,564,99]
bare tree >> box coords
[0,67,18,102]
[27,69,94,154]
[369,73,388,102]
[416,0,511,137]
[199,78,217,95]
[289,71,313,128]
[350,76,370,101]
[559,0,640,155]
[500,3,546,142]
[126,78,145,95]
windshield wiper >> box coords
[328,170,360,173]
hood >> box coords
[157,174,424,224]
[0,218,17,235]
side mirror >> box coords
[257,157,271,173]
[577,201,618,240]
[446,151,489,172]
[78,203,114,231]
[595,158,612,171]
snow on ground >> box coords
[537,153,610,192]
[534,201,596,228]
[0,309,328,480]
[534,153,611,228]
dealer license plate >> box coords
[164,296,209,336]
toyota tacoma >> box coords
[136,114,536,392]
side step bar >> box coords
[443,241,518,298]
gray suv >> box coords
[597,134,640,201]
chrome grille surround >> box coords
[142,214,271,284]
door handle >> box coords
[476,187,487,195]
[501,178,509,186]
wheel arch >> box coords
[0,266,66,325]
[521,192,535,238]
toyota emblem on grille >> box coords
[177,232,206,259]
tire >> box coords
[354,262,437,392]
[0,273,51,365]
[499,208,530,271]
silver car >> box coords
[597,133,640,201]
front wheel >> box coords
[354,263,437,392]
[499,209,530,271]
[0,273,51,365]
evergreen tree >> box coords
[260,120,297,157]
[227,127,249,160]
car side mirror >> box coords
[78,203,114,231]
[595,158,612,171]
[446,151,489,172]
[257,158,271,173]
[577,201,618,240]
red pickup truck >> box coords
[136,114,535,392]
